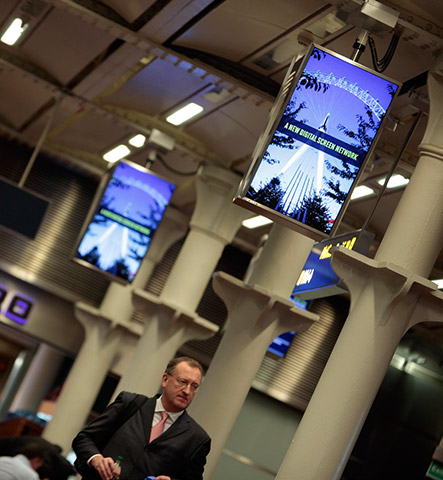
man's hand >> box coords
[154,476,171,480]
[90,455,121,480]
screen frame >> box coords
[72,159,176,284]
[234,43,401,240]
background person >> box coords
[0,441,45,480]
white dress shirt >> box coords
[0,454,39,480]
[152,396,184,433]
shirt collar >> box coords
[156,396,184,422]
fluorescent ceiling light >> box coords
[1,18,28,46]
[377,174,409,189]
[128,134,146,148]
[103,144,131,163]
[166,103,204,126]
[351,185,374,200]
[432,279,443,289]
[242,215,273,229]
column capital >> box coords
[330,246,438,327]
[75,302,131,337]
[212,271,318,336]
[132,289,219,342]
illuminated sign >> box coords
[291,230,374,300]
[234,44,400,239]
[0,285,34,325]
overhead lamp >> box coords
[103,144,131,163]
[432,279,443,290]
[377,174,409,189]
[166,103,204,126]
[242,215,273,229]
[351,185,374,200]
[128,134,146,148]
[1,18,28,46]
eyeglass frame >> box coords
[169,374,200,392]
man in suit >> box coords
[72,357,211,480]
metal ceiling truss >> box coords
[0,49,219,169]
[45,0,275,106]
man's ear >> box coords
[161,373,168,388]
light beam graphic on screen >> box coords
[276,113,330,215]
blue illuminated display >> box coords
[75,161,175,283]
[235,44,400,238]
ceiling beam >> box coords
[45,0,275,106]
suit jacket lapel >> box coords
[156,410,191,443]
[140,395,158,444]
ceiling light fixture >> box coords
[166,103,204,126]
[1,18,28,46]
[351,185,375,200]
[242,216,273,229]
[377,174,409,189]
[128,134,146,148]
[103,145,131,163]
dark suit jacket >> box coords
[72,391,211,480]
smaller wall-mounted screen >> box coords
[0,178,49,239]
[267,296,310,359]
[74,161,176,283]
[235,44,400,239]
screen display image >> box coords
[237,45,400,238]
[75,161,175,283]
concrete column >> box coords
[275,51,443,480]
[115,164,251,395]
[42,304,129,453]
[41,207,188,452]
[190,225,318,478]
[99,206,188,320]
[160,165,251,311]
[116,293,219,396]
[0,349,34,419]
[10,343,64,413]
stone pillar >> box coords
[190,225,318,478]
[115,164,251,396]
[0,349,34,419]
[275,51,443,480]
[99,207,188,320]
[10,344,64,413]
[42,304,129,453]
[41,208,188,452]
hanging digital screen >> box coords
[235,44,400,239]
[73,160,176,283]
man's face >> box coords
[161,361,202,412]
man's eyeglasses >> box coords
[170,375,200,392]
